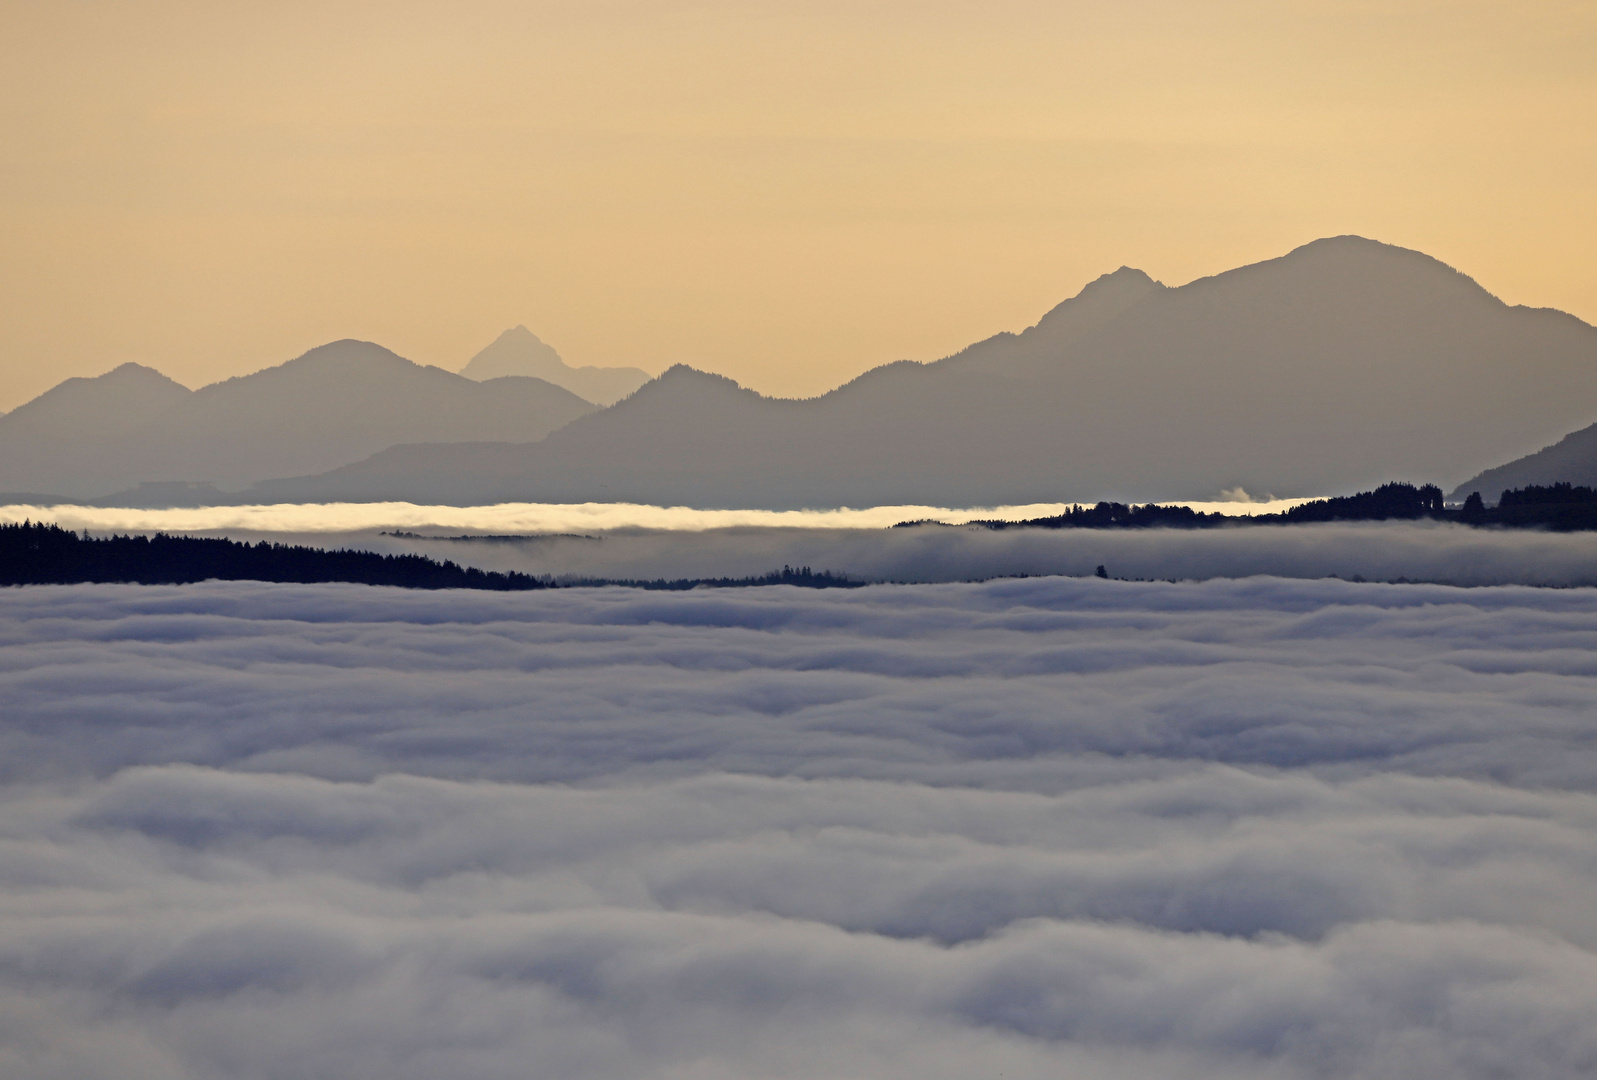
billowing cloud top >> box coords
[1,577,1595,1078]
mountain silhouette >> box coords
[0,363,194,500]
[460,326,651,406]
[1449,421,1597,502]
[0,341,595,500]
[251,237,1597,509]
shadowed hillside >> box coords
[1449,421,1597,501]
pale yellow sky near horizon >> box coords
[1,0,1593,412]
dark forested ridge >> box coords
[0,522,547,590]
[944,482,1597,532]
[0,523,862,591]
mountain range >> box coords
[251,237,1597,508]
[0,341,594,500]
[6,236,1597,509]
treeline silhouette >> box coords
[1475,483,1597,530]
[954,482,1597,532]
[564,565,862,590]
[1277,482,1445,522]
[969,502,1228,530]
[0,524,863,591]
[0,522,546,590]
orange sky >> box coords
[1,0,1593,411]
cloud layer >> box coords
[2,577,1596,1078]
[373,520,1597,588]
[12,499,1597,588]
[1,496,1312,534]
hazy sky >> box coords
[1,0,1593,411]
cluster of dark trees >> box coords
[1472,483,1597,530]
[567,565,862,591]
[0,522,547,590]
[957,482,1597,532]
[1277,482,1446,522]
[971,502,1229,530]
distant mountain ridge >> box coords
[1450,422,1597,501]
[0,340,595,499]
[252,236,1597,509]
[460,326,650,406]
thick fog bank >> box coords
[10,502,1597,587]
[399,520,1597,587]
[296,520,1597,588]
[0,578,1595,1078]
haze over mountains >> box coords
[0,341,594,500]
[255,237,1597,509]
[7,236,1596,509]
[460,326,651,406]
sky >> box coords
[2,575,1596,1078]
[1,0,1594,411]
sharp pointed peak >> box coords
[1068,265,1164,301]
[1021,263,1165,339]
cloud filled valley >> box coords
[1,577,1595,1078]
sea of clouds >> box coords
[1,575,1595,1078]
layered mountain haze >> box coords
[460,325,651,406]
[0,341,595,500]
[256,237,1597,509]
[10,237,1595,510]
